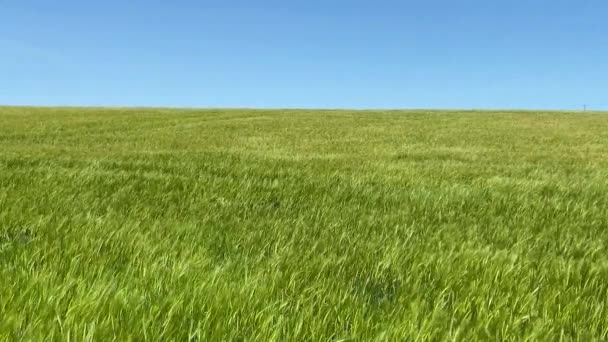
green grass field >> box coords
[1,107,608,340]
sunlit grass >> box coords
[1,107,608,340]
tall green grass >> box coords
[1,107,608,340]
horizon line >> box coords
[1,104,606,113]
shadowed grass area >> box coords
[1,107,608,340]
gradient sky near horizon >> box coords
[1,0,607,110]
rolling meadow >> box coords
[1,107,608,340]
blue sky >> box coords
[1,0,607,109]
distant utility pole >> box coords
[583,104,587,112]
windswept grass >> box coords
[1,107,608,340]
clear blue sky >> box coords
[1,0,606,109]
